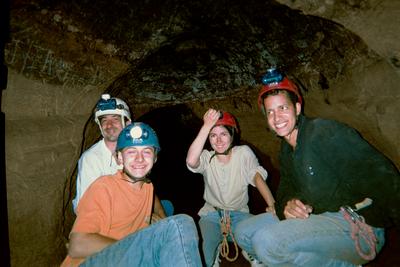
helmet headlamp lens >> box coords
[96,98,117,111]
[261,68,283,85]
[130,126,143,139]
[117,123,160,152]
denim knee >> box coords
[234,220,249,247]
[170,214,199,238]
[252,227,282,262]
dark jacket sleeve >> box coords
[328,123,400,228]
[275,148,298,220]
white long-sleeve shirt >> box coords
[72,139,122,211]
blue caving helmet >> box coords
[117,122,160,154]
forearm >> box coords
[186,125,211,168]
[68,232,117,258]
[153,195,166,218]
[254,173,275,208]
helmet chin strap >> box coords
[123,170,152,184]
[209,145,233,163]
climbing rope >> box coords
[218,210,239,262]
[340,206,377,261]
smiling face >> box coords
[263,91,301,144]
[118,146,156,182]
[209,125,232,154]
[99,114,124,142]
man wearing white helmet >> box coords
[72,94,132,211]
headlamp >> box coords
[261,68,284,85]
[117,122,160,152]
[130,126,143,139]
[129,125,149,141]
[96,98,117,111]
[95,94,125,111]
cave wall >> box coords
[2,72,114,266]
[2,0,400,266]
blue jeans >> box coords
[74,199,174,216]
[235,212,385,267]
[199,210,253,267]
[80,214,202,267]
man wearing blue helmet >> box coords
[61,122,202,267]
[116,121,161,185]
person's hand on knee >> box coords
[284,199,312,219]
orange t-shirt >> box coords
[61,171,154,267]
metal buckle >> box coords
[342,205,362,222]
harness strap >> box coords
[340,207,377,261]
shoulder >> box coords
[303,116,356,139]
[311,117,349,129]
[86,172,120,194]
[234,145,254,155]
[75,174,120,215]
[233,145,253,153]
[90,173,115,188]
[200,149,213,159]
[85,139,105,153]
[79,139,106,160]
[233,145,257,160]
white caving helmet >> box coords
[94,94,132,137]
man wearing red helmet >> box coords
[186,108,276,267]
[235,69,399,266]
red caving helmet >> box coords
[257,68,302,114]
[215,111,238,132]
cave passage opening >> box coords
[137,104,205,219]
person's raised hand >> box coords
[203,108,220,128]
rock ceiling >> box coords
[8,0,378,105]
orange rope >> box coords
[340,206,377,261]
[219,210,239,262]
